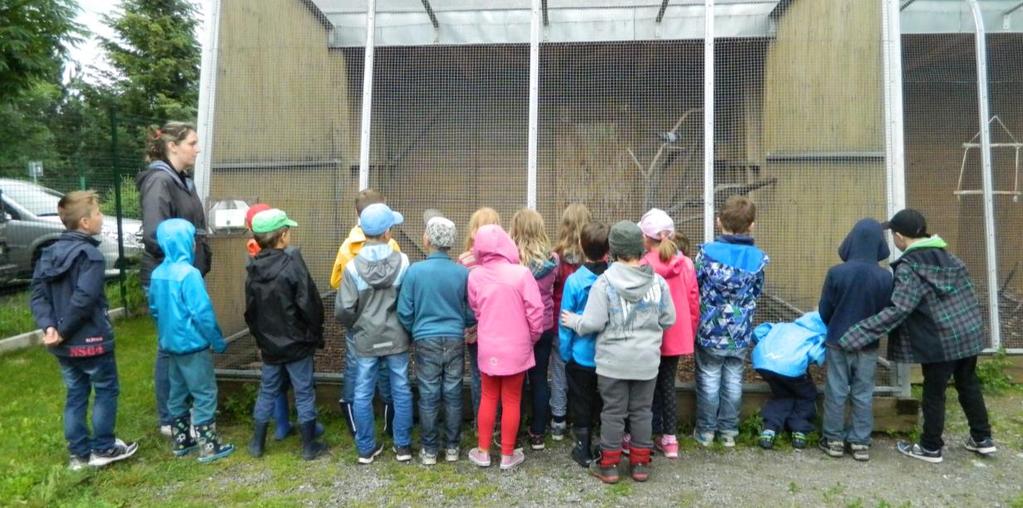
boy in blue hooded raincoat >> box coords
[149,218,234,463]
[751,312,826,449]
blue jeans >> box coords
[822,347,878,445]
[353,352,413,454]
[695,347,747,436]
[167,349,219,425]
[57,353,119,457]
[342,332,391,404]
[526,329,555,435]
[549,333,568,419]
[253,356,318,425]
[415,337,464,453]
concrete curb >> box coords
[0,307,127,355]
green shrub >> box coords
[977,349,1013,394]
[100,174,141,219]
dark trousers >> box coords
[758,369,817,434]
[525,329,555,435]
[652,355,680,435]
[920,355,991,450]
[566,361,602,430]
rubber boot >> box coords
[195,422,235,464]
[589,448,622,484]
[571,427,594,468]
[273,392,294,441]
[629,446,653,482]
[171,414,198,457]
[249,421,269,458]
[299,420,328,461]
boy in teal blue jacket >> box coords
[557,222,610,468]
[149,218,234,463]
[751,312,826,449]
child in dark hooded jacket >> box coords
[818,218,893,461]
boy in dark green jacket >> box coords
[840,209,994,463]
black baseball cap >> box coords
[882,209,929,238]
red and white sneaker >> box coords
[656,434,680,459]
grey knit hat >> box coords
[608,220,645,260]
[425,216,457,249]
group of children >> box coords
[32,188,997,482]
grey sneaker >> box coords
[550,419,567,441]
[68,454,90,471]
[819,438,844,458]
[719,434,736,448]
[420,450,437,465]
[89,439,139,467]
[896,440,942,464]
[964,437,996,456]
[693,430,714,447]
[849,443,870,462]
[445,447,460,462]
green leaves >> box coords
[0,0,83,103]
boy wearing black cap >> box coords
[561,221,676,484]
[840,208,994,463]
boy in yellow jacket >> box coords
[332,189,402,437]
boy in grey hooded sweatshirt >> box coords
[561,221,676,484]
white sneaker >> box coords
[420,450,437,465]
[68,455,89,471]
[719,434,736,448]
[159,425,172,437]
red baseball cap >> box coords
[245,203,272,230]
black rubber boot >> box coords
[299,420,328,461]
[249,421,269,458]
[171,414,198,457]
[571,427,593,468]
[195,422,235,464]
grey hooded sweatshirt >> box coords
[336,242,410,357]
[563,262,676,381]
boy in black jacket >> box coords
[245,208,327,460]
[30,191,138,470]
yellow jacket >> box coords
[329,225,401,288]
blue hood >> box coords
[838,219,889,263]
[156,218,195,265]
[701,235,766,273]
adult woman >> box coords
[136,121,211,434]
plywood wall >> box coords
[758,0,887,310]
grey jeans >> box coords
[822,347,878,445]
[597,375,656,451]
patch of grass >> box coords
[977,349,1014,394]
[822,482,847,503]
[0,272,145,338]
[788,481,801,494]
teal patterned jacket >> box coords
[695,236,768,350]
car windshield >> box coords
[1,180,64,217]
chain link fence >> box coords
[200,0,1023,398]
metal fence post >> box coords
[966,0,1002,352]
[703,0,715,244]
[109,107,127,310]
[358,0,377,191]
[527,0,541,210]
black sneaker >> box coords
[964,437,996,456]
[896,440,942,464]
[89,439,139,467]
[393,445,413,462]
[357,443,385,465]
[528,432,545,451]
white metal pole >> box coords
[966,0,1003,351]
[527,0,541,210]
[194,0,222,206]
[358,0,377,191]
[703,0,715,243]
[881,0,911,396]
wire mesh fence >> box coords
[197,0,1023,398]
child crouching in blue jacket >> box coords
[149,218,234,463]
[751,312,826,449]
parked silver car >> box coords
[0,178,144,278]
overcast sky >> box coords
[67,0,208,83]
